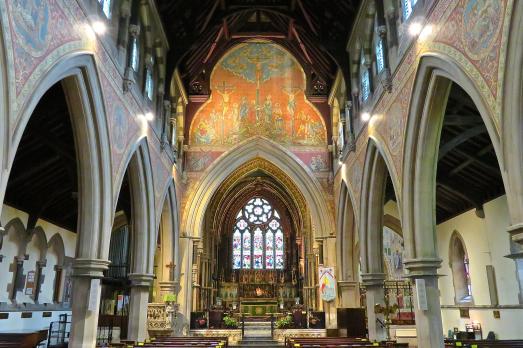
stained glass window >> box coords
[145,68,154,101]
[376,38,385,73]
[403,0,415,21]
[130,38,139,72]
[361,69,370,102]
[232,197,284,270]
[98,0,111,19]
[275,229,284,269]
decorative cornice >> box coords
[128,273,155,287]
[72,258,111,278]
[403,258,442,278]
[360,272,386,286]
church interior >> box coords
[1,0,523,347]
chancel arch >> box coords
[180,138,331,318]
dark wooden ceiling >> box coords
[436,83,504,223]
[4,83,78,232]
[156,0,360,97]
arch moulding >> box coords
[402,53,506,268]
[182,136,333,240]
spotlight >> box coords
[361,112,371,122]
[419,25,433,41]
[409,22,423,36]
[144,112,154,121]
[91,21,107,35]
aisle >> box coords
[234,321,282,347]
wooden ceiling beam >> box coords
[296,0,318,35]
[449,144,498,177]
[443,114,483,126]
[438,124,487,160]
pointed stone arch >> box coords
[182,136,332,239]
[115,138,157,277]
[336,180,360,308]
[502,0,523,240]
[179,136,332,316]
[401,53,508,347]
[154,180,181,299]
[360,138,401,276]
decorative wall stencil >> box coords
[386,103,404,156]
[462,0,503,60]
[186,151,223,172]
[12,0,50,56]
[189,41,327,147]
[112,105,129,154]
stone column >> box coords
[337,281,360,308]
[508,224,523,245]
[127,273,154,342]
[361,273,386,341]
[69,259,110,348]
[404,258,444,348]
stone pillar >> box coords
[192,241,203,311]
[127,273,154,342]
[337,281,360,308]
[69,259,110,348]
[508,224,523,245]
[361,273,386,341]
[404,258,444,348]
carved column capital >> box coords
[72,258,111,278]
[377,25,387,38]
[403,258,442,278]
[128,24,141,38]
[128,273,155,287]
[508,223,523,245]
[360,272,386,287]
[120,0,132,18]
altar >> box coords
[240,298,279,315]
[217,270,299,312]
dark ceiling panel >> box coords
[155,0,360,97]
[436,83,504,223]
[4,82,78,232]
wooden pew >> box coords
[445,339,523,347]
[0,329,48,348]
[133,336,228,348]
[285,337,409,348]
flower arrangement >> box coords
[223,315,239,328]
[163,293,177,303]
[275,315,293,329]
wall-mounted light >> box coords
[144,112,154,121]
[409,22,423,36]
[419,25,433,41]
[91,21,107,35]
[361,112,371,122]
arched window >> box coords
[144,61,155,101]
[232,197,284,270]
[98,0,112,19]
[360,50,371,103]
[450,232,473,303]
[402,0,417,21]
[130,37,140,73]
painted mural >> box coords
[383,226,405,280]
[189,41,327,147]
